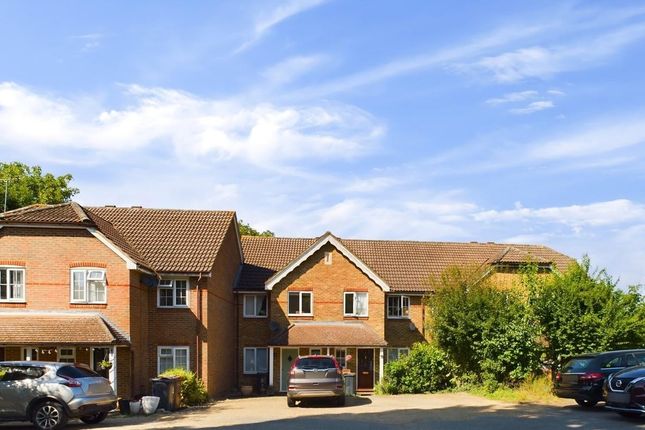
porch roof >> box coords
[0,311,129,345]
[269,321,387,347]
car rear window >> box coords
[57,365,101,379]
[562,358,594,373]
[0,365,46,381]
[295,357,336,370]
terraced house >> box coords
[1,203,572,398]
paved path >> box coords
[2,393,644,429]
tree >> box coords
[0,162,78,211]
[238,219,274,237]
[426,265,543,386]
[524,256,645,372]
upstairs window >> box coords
[71,269,106,304]
[158,279,189,308]
[243,294,267,318]
[0,267,25,302]
[288,291,312,316]
[387,295,410,318]
[344,292,368,316]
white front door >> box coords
[21,347,38,361]
[280,348,299,392]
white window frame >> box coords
[157,278,190,308]
[0,266,26,303]
[70,268,107,304]
[243,294,268,318]
[387,295,410,319]
[287,291,313,316]
[157,346,190,374]
[324,252,332,265]
[243,347,268,374]
[344,292,369,317]
[387,347,410,362]
[58,347,76,363]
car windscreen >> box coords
[56,365,101,379]
[0,365,46,381]
[295,358,336,370]
[562,357,594,373]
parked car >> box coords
[287,355,345,407]
[553,349,645,407]
[605,364,645,418]
[0,361,117,430]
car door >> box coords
[0,366,38,418]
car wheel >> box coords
[287,397,296,408]
[336,396,346,407]
[32,401,68,430]
[575,399,598,407]
[80,411,109,424]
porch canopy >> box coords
[269,321,387,347]
[0,311,129,345]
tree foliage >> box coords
[0,162,78,211]
[524,256,645,371]
[238,219,274,237]
[426,265,543,386]
[378,343,454,394]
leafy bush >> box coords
[159,368,208,406]
[524,256,645,372]
[378,343,454,394]
[426,265,543,386]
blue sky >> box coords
[1,1,645,286]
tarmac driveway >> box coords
[2,392,644,429]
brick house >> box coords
[0,203,242,399]
[236,232,572,393]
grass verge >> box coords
[463,376,566,405]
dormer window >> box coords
[71,268,107,304]
[158,279,189,308]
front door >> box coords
[280,348,299,392]
[92,348,111,379]
[357,348,374,390]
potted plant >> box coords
[98,360,112,370]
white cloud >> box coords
[71,33,103,52]
[467,23,645,83]
[473,199,645,229]
[343,177,399,193]
[0,82,384,166]
[262,54,327,86]
[485,90,539,106]
[509,100,555,114]
[235,0,328,53]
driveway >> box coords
[2,393,643,429]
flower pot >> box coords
[141,396,160,415]
[129,401,141,414]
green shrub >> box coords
[378,343,454,394]
[159,368,208,406]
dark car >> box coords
[605,364,645,418]
[0,361,116,430]
[287,355,345,407]
[553,349,645,407]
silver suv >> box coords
[0,361,117,430]
[287,355,345,407]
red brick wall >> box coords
[384,295,426,346]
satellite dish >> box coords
[269,321,281,332]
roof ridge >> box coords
[0,202,70,217]
[89,206,236,214]
[70,202,91,223]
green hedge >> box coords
[159,368,208,406]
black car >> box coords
[553,349,645,407]
[605,365,645,417]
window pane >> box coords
[0,270,6,300]
[88,280,106,303]
[72,271,85,301]
[387,296,399,317]
[175,280,187,306]
[288,293,299,314]
[244,296,255,316]
[355,293,368,316]
[344,293,354,314]
[244,349,255,373]
[257,296,267,316]
[301,293,311,314]
[387,348,399,362]
[159,287,173,307]
[159,356,174,374]
[256,348,268,373]
[160,348,173,356]
[335,349,346,368]
[402,296,410,316]
[174,349,188,370]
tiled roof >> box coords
[0,312,129,345]
[270,321,387,347]
[89,207,236,273]
[1,203,237,274]
[239,235,574,292]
